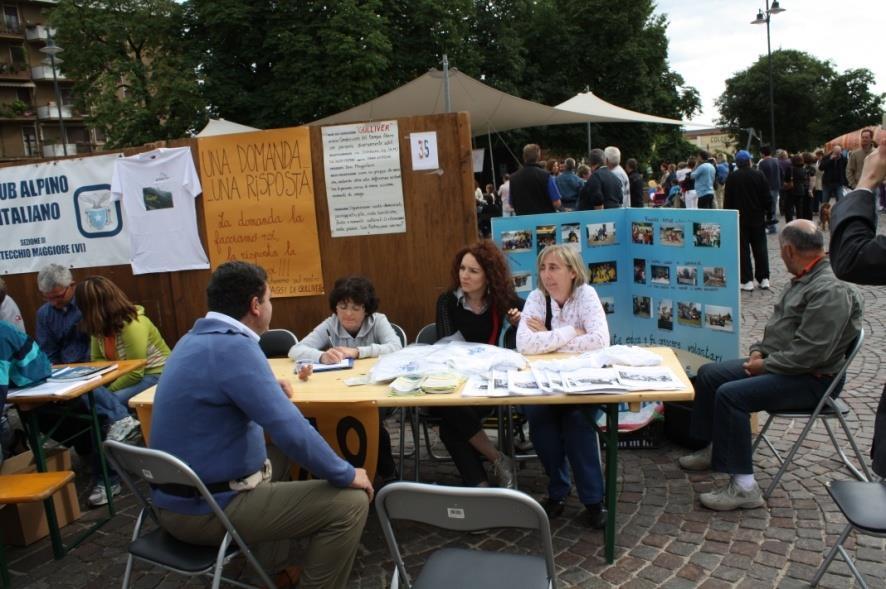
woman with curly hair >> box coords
[289,275,402,487]
[433,241,523,488]
[75,276,170,405]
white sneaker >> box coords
[88,482,122,507]
[493,454,516,489]
[678,444,712,471]
[107,416,140,442]
[699,478,765,511]
[759,279,770,289]
[740,281,754,291]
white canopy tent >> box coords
[195,118,260,137]
[554,92,684,125]
[310,68,684,135]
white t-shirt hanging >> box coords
[111,147,210,275]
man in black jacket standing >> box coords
[510,143,561,215]
[578,148,623,210]
[819,144,848,205]
[829,129,886,477]
[724,150,771,291]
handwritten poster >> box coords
[322,121,406,237]
[198,127,324,298]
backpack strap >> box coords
[545,295,553,331]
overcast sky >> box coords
[654,0,884,127]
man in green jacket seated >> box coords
[678,219,863,510]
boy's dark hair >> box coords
[207,261,268,319]
[328,276,379,315]
[761,145,772,157]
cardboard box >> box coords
[0,448,82,546]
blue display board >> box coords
[492,208,740,363]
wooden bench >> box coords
[0,471,76,586]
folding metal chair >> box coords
[752,328,872,498]
[390,323,408,348]
[414,323,438,345]
[811,480,886,589]
[375,482,557,589]
[258,328,298,359]
[103,440,274,589]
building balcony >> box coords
[31,65,66,81]
[25,25,57,42]
[42,143,77,158]
[0,63,32,80]
[37,104,73,119]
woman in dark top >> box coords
[784,154,809,222]
[433,241,523,487]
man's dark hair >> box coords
[780,224,824,252]
[626,158,638,171]
[588,148,605,167]
[522,144,540,164]
[697,149,710,160]
[761,145,772,157]
[328,275,379,315]
[207,261,268,319]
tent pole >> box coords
[587,122,592,157]
[442,54,452,112]
[488,130,497,188]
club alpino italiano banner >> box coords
[0,154,131,274]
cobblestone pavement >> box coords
[5,219,886,588]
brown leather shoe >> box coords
[275,565,302,588]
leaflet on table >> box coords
[614,366,684,390]
[293,358,354,374]
[460,365,683,397]
[370,341,526,383]
[48,363,118,382]
[461,371,511,398]
[7,379,90,399]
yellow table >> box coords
[8,360,146,557]
[130,348,693,563]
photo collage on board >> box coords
[631,219,732,334]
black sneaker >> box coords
[583,502,607,529]
[542,496,566,519]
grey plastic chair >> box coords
[811,480,886,588]
[414,323,438,345]
[390,323,408,348]
[751,328,872,498]
[258,328,298,358]
[375,482,556,589]
[103,440,274,589]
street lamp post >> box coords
[751,0,785,148]
[39,33,68,157]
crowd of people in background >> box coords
[475,129,884,241]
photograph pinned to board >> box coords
[587,221,617,246]
[561,223,581,251]
[589,260,617,284]
[657,299,674,330]
[536,225,556,253]
[703,266,727,287]
[600,296,615,315]
[660,223,685,246]
[677,301,702,327]
[502,230,533,252]
[631,222,654,245]
[633,258,646,284]
[633,295,652,318]
[693,222,721,247]
[705,305,734,332]
[513,272,533,293]
[651,264,670,285]
[676,265,697,286]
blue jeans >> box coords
[689,359,830,475]
[112,373,160,405]
[83,386,130,422]
[767,189,780,226]
[821,183,842,204]
[525,404,603,505]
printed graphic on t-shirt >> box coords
[143,186,174,210]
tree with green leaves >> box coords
[51,0,206,148]
[716,49,883,152]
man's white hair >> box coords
[603,146,621,166]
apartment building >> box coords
[0,0,103,162]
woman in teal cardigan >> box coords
[75,276,170,403]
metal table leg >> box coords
[604,403,618,564]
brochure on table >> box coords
[493,208,740,364]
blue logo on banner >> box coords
[73,184,123,238]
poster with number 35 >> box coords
[410,132,439,171]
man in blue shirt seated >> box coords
[151,261,372,589]
[34,264,140,506]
